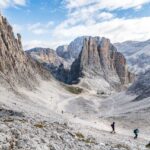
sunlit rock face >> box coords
[26,47,70,82]
[25,35,133,92]
[26,48,65,67]
[68,36,133,91]
[0,14,50,89]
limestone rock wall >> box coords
[68,37,133,90]
[0,14,50,89]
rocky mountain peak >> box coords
[0,14,50,89]
[115,40,150,74]
[26,36,133,92]
[68,36,133,91]
[26,47,62,65]
[56,45,69,60]
[56,36,87,62]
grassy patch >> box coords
[66,86,83,94]
[146,143,150,148]
[75,132,85,139]
[114,144,131,150]
[34,122,45,128]
[75,132,96,144]
[19,119,28,123]
[83,138,95,144]
[3,118,14,122]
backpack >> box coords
[134,129,139,133]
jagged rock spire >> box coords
[68,36,134,91]
[0,13,50,88]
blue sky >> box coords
[1,0,150,49]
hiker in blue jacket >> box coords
[133,128,139,139]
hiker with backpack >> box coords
[111,122,116,134]
[133,128,139,139]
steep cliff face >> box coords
[26,48,65,67]
[26,47,70,82]
[25,36,133,92]
[56,45,70,60]
[115,40,150,74]
[56,37,85,62]
[0,14,50,89]
[129,70,150,101]
[68,37,133,91]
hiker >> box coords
[61,110,64,114]
[111,122,116,134]
[133,128,139,139]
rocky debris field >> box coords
[1,108,148,150]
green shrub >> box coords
[75,132,96,144]
[75,132,84,139]
[146,143,150,148]
[114,144,131,150]
[66,86,83,94]
[83,138,95,144]
[34,122,45,128]
[3,118,14,122]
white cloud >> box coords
[0,0,26,8]
[21,0,150,49]
[50,17,150,48]
[23,40,51,50]
[64,0,150,10]
[23,39,68,50]
[0,0,10,8]
[96,0,150,10]
[28,21,54,35]
[23,16,150,49]
[44,0,150,49]
[46,21,54,28]
[12,24,23,33]
[97,12,114,20]
[62,0,150,28]
[65,0,96,8]
[28,23,41,31]
[13,0,26,6]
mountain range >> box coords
[55,38,150,75]
[26,36,133,94]
[26,37,150,100]
[115,40,150,74]
[0,13,150,149]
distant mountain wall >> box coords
[115,40,150,74]
[67,36,133,92]
[28,36,134,93]
[129,70,150,101]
